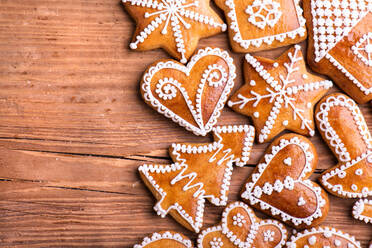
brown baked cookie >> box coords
[240,133,329,229]
[141,47,236,136]
[139,125,255,232]
[197,201,287,248]
[303,0,372,103]
[214,0,307,52]
[315,93,372,198]
[122,0,226,63]
[286,226,362,248]
[228,45,332,143]
[134,231,193,248]
[352,199,372,224]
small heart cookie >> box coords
[141,47,236,136]
[352,199,372,224]
[286,226,362,248]
[134,231,193,248]
[315,93,372,198]
[241,133,329,228]
[197,201,287,248]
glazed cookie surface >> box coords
[286,226,361,248]
[141,47,236,136]
[303,0,372,103]
[197,201,287,248]
[139,125,254,232]
[241,133,329,229]
[315,93,372,198]
[134,231,193,248]
[122,0,226,62]
[228,45,332,143]
[214,0,307,52]
[352,199,372,224]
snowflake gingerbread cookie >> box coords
[315,93,372,198]
[197,201,287,248]
[228,45,333,143]
[214,0,307,52]
[141,47,236,136]
[139,125,255,232]
[122,0,226,63]
[352,199,372,224]
[134,231,193,248]
[241,133,329,229]
[303,0,372,103]
[286,226,362,248]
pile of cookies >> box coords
[121,0,372,246]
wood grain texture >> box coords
[0,0,371,247]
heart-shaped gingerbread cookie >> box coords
[141,47,236,136]
[315,93,372,198]
[197,201,287,248]
[241,133,329,228]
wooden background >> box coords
[0,0,370,247]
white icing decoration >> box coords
[197,202,287,247]
[283,120,289,126]
[228,45,333,143]
[134,231,192,248]
[232,213,246,227]
[245,0,282,29]
[316,94,372,198]
[254,111,260,118]
[308,235,316,245]
[286,226,362,248]
[355,168,363,175]
[142,47,236,136]
[352,32,372,66]
[335,239,342,246]
[202,64,228,88]
[351,184,358,191]
[263,230,275,242]
[123,0,226,63]
[302,74,308,79]
[139,125,254,232]
[222,0,306,49]
[298,196,306,206]
[250,80,256,86]
[209,237,223,248]
[273,62,279,68]
[283,157,292,166]
[352,199,372,224]
[241,136,327,226]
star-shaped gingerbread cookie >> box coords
[228,45,333,143]
[122,0,227,63]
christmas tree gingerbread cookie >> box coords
[228,45,332,143]
[122,0,226,63]
[197,201,287,248]
[139,125,255,232]
[134,231,193,248]
[214,0,307,52]
[241,133,329,229]
[303,0,372,103]
[141,47,236,136]
[315,93,372,198]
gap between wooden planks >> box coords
[0,0,371,247]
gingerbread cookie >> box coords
[134,231,193,248]
[228,45,332,143]
[197,201,287,248]
[241,133,329,229]
[303,0,372,103]
[122,0,226,63]
[141,47,236,136]
[139,125,255,232]
[315,93,372,198]
[352,199,372,224]
[286,226,362,248]
[214,0,307,52]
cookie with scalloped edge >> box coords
[352,199,372,224]
[122,0,226,63]
[197,201,287,248]
[241,133,329,229]
[286,226,361,248]
[141,47,236,136]
[214,0,307,52]
[315,93,372,198]
[134,231,193,248]
[303,0,372,103]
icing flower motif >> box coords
[209,237,223,248]
[232,213,246,227]
[245,0,282,29]
[264,230,275,242]
[122,0,227,63]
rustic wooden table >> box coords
[0,0,371,247]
